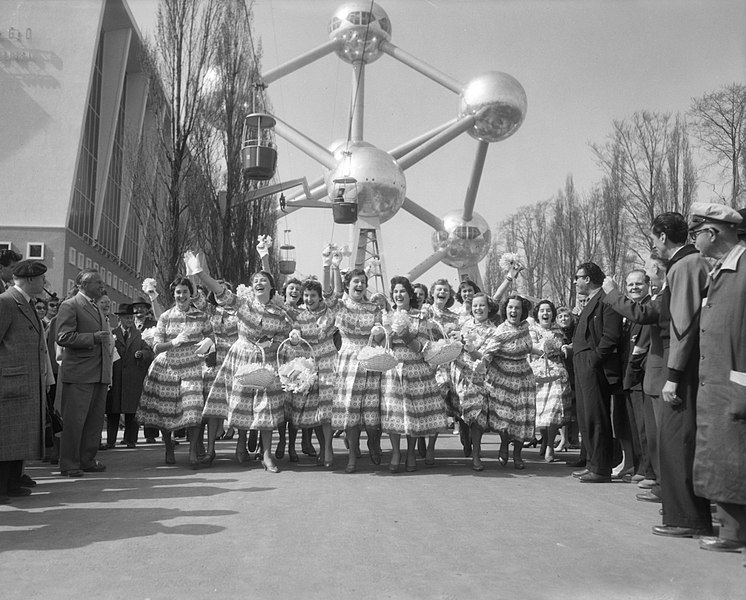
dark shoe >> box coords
[288,450,299,463]
[345,464,357,474]
[370,451,382,466]
[200,450,216,466]
[652,525,710,538]
[145,437,156,444]
[498,446,509,467]
[106,443,116,449]
[565,458,586,468]
[578,472,611,483]
[472,458,484,472]
[19,474,36,488]
[98,443,108,451]
[165,447,176,465]
[417,437,427,458]
[636,490,662,503]
[50,457,59,465]
[513,457,525,470]
[275,447,285,460]
[699,537,746,553]
[82,461,106,473]
[60,469,84,477]
[7,487,31,497]
[126,442,136,449]
[572,468,590,478]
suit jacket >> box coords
[621,296,650,391]
[0,287,51,461]
[56,292,113,385]
[107,326,153,414]
[572,289,623,389]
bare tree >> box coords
[190,0,277,284]
[131,0,219,299]
[689,83,746,207]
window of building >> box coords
[68,36,103,239]
[26,243,44,259]
[100,78,126,254]
[0,242,11,251]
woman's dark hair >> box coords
[302,279,323,298]
[470,292,499,319]
[532,299,557,322]
[343,268,368,293]
[251,270,276,299]
[455,279,481,304]
[170,276,194,295]
[34,296,48,308]
[412,282,430,304]
[651,212,688,245]
[282,277,303,306]
[429,278,455,309]
[501,293,531,323]
[576,262,605,285]
[390,275,419,309]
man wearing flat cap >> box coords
[56,268,113,476]
[105,304,153,448]
[687,202,746,553]
[0,260,54,502]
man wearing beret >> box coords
[688,202,746,553]
[0,260,54,502]
[56,268,113,476]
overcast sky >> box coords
[128,0,746,287]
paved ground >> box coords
[0,433,743,600]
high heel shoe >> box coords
[288,449,299,463]
[345,462,357,474]
[498,446,509,467]
[200,450,216,466]
[472,458,484,472]
[406,455,417,472]
[165,445,176,465]
[262,461,279,473]
[235,445,248,463]
[513,456,525,470]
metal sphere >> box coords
[328,2,392,64]
[325,141,406,223]
[458,71,527,143]
[432,210,492,269]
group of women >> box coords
[134,246,574,474]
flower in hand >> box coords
[256,235,272,258]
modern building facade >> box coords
[0,0,154,309]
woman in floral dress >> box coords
[190,255,293,473]
[289,278,339,467]
[528,300,571,463]
[136,277,213,467]
[382,276,447,472]
[329,265,384,473]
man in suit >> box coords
[105,304,153,448]
[570,261,623,483]
[56,268,113,477]
[603,212,713,538]
[0,260,53,502]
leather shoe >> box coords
[565,458,586,468]
[82,461,106,473]
[572,468,590,478]
[652,525,710,538]
[638,478,656,489]
[578,472,611,483]
[7,487,31,497]
[19,474,36,487]
[699,537,746,553]
[636,490,662,503]
[60,469,84,477]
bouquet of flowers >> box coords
[542,335,563,357]
[499,252,523,276]
[364,256,382,278]
[236,284,253,301]
[278,357,317,395]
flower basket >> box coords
[235,341,277,389]
[277,338,317,395]
[424,320,463,367]
[358,329,398,372]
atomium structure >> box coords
[257,1,527,289]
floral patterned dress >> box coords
[289,300,339,427]
[381,309,447,436]
[431,306,462,417]
[202,290,293,430]
[488,321,536,441]
[456,319,500,431]
[136,305,213,430]
[331,296,383,430]
[529,323,572,428]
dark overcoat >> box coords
[694,243,746,503]
[107,326,153,414]
[0,287,50,461]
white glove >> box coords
[194,337,214,356]
[322,244,334,268]
[256,239,269,259]
[183,251,203,276]
[171,331,190,347]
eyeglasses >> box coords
[689,228,717,241]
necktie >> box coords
[123,327,129,342]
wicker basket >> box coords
[358,329,398,372]
[276,337,317,394]
[424,321,463,367]
[235,341,277,389]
